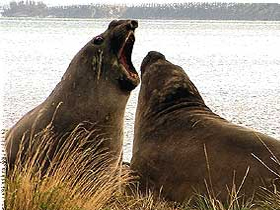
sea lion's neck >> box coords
[45,77,127,156]
[44,64,129,136]
[156,100,210,117]
[148,96,210,119]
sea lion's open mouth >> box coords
[117,29,140,91]
[118,31,138,80]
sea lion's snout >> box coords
[147,51,165,59]
[127,20,138,30]
[141,51,166,74]
[105,19,140,91]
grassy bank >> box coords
[4,123,280,210]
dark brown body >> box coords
[6,20,140,170]
[131,51,280,202]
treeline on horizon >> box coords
[2,1,280,20]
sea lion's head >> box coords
[93,19,140,91]
[138,51,205,116]
[65,19,140,94]
[55,19,141,132]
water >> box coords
[1,18,280,163]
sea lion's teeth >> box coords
[129,33,135,42]
[118,31,134,58]
[118,30,137,79]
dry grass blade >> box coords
[5,122,131,210]
[200,145,255,210]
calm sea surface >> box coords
[1,18,280,162]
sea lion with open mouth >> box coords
[131,51,280,203]
[6,19,140,170]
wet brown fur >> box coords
[131,51,280,203]
[6,20,140,171]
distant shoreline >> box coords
[1,16,280,23]
[2,2,280,21]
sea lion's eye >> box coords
[93,36,104,45]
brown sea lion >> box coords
[6,19,140,170]
[131,51,280,202]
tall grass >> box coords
[4,122,280,210]
[5,122,131,210]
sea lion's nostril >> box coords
[141,51,166,74]
[148,51,165,60]
[128,20,138,30]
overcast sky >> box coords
[1,0,280,6]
